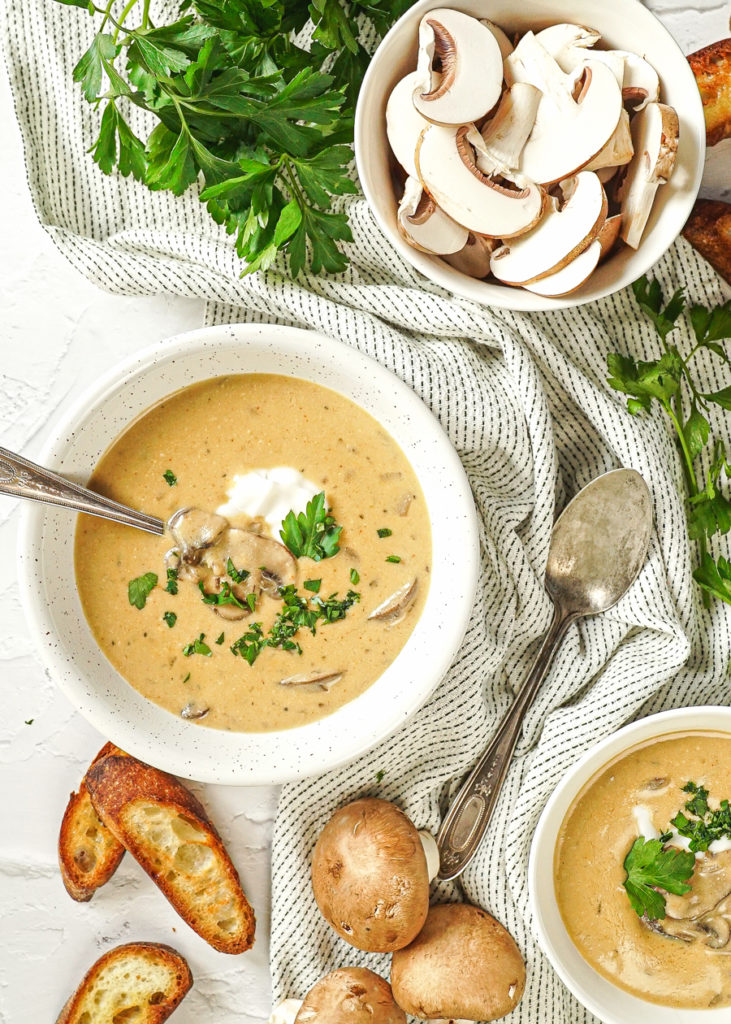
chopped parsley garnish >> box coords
[165,567,179,595]
[377,528,392,538]
[215,632,225,645]
[313,590,360,622]
[304,579,322,593]
[375,769,385,783]
[199,580,244,610]
[350,568,360,585]
[670,780,731,852]
[227,558,249,584]
[386,555,401,564]
[622,836,695,920]
[182,672,190,683]
[245,593,257,613]
[183,634,212,658]
[280,492,342,561]
[163,611,177,628]
[128,571,158,609]
[230,623,268,665]
[24,719,34,726]
[163,469,177,486]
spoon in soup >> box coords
[437,468,653,881]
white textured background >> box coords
[0,3,729,1021]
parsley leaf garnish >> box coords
[607,277,731,607]
[375,769,385,783]
[227,558,249,585]
[182,672,190,683]
[165,567,179,595]
[377,527,392,538]
[183,633,212,657]
[304,578,322,593]
[55,0,411,276]
[163,611,177,628]
[128,571,158,609]
[280,492,342,561]
[670,780,731,852]
[386,554,401,563]
[622,836,695,920]
[163,469,177,486]
[215,632,225,645]
[230,622,268,665]
[24,719,34,726]
[198,580,245,609]
[350,568,360,585]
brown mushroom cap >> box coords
[311,798,430,952]
[295,968,405,1024]
[390,903,526,1021]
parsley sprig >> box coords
[55,0,413,276]
[622,836,695,921]
[607,277,731,606]
[671,780,731,852]
[280,492,342,561]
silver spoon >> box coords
[437,468,653,881]
[0,446,164,534]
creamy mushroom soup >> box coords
[74,374,431,732]
[555,731,731,1009]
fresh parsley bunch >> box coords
[55,0,414,276]
[607,277,731,606]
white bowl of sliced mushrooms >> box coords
[355,0,706,310]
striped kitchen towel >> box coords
[3,1,731,1021]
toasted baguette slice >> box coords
[689,38,731,146]
[683,198,731,284]
[56,942,192,1024]
[86,754,255,954]
[59,743,127,902]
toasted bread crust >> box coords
[86,755,255,954]
[683,198,731,284]
[689,38,731,146]
[58,743,126,902]
[56,942,192,1024]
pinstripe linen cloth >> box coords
[4,1,731,1021]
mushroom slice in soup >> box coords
[168,507,227,556]
[369,579,418,626]
[200,528,296,593]
[181,701,210,720]
[280,670,343,691]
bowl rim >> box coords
[354,0,707,312]
[17,322,480,785]
[528,705,731,1022]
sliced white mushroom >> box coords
[534,23,602,61]
[181,701,210,721]
[415,123,545,238]
[506,32,622,184]
[413,9,503,125]
[597,214,622,261]
[368,579,418,626]
[280,670,343,691]
[397,176,468,255]
[490,170,607,284]
[595,165,620,184]
[386,71,433,179]
[524,239,601,296]
[479,18,514,61]
[472,83,541,177]
[267,999,303,1024]
[617,101,679,248]
[585,108,634,170]
[168,507,228,556]
[442,233,497,278]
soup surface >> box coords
[75,374,431,732]
[555,731,731,1009]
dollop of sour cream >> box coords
[216,467,319,535]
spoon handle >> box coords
[0,446,165,536]
[437,607,573,881]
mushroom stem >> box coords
[473,83,540,176]
[267,999,303,1024]
[419,829,440,883]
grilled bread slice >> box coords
[86,754,255,954]
[689,38,731,146]
[59,742,126,902]
[56,942,192,1024]
[683,198,731,284]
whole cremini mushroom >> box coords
[311,797,439,952]
[390,903,526,1022]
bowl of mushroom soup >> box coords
[530,706,731,1023]
[18,323,479,785]
[354,0,705,311]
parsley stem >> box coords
[113,0,141,42]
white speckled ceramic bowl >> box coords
[530,706,731,1024]
[18,324,479,785]
[355,0,706,312]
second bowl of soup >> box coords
[19,324,479,784]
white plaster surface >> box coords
[0,4,729,1022]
